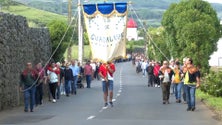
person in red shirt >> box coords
[98,61,116,107]
[47,62,60,103]
[154,62,161,87]
[20,62,38,112]
[84,61,93,88]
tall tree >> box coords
[47,20,72,62]
[162,0,222,73]
[147,27,171,62]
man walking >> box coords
[183,58,200,111]
[159,61,174,104]
[64,63,73,97]
[35,63,45,106]
[99,61,116,107]
[146,62,154,87]
[20,62,38,112]
[84,61,93,88]
[70,60,80,95]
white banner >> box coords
[84,12,127,62]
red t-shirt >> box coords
[99,63,107,78]
[108,63,115,77]
[98,63,116,78]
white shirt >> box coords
[90,63,96,71]
[141,62,148,70]
[163,70,170,83]
[47,68,58,83]
[107,72,114,80]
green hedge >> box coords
[200,71,222,97]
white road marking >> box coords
[102,106,108,110]
[112,99,116,102]
[87,116,95,120]
[117,93,120,97]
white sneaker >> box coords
[52,99,56,103]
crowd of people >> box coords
[19,59,105,112]
[19,53,200,112]
[132,53,201,111]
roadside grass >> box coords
[196,88,222,120]
[196,89,222,110]
[63,45,91,61]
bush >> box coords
[201,71,222,97]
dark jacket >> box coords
[64,68,74,81]
[20,69,37,87]
[146,65,154,75]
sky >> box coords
[204,0,222,4]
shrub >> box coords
[201,71,222,97]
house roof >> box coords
[127,18,137,28]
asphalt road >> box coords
[0,62,221,125]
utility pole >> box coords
[78,0,83,64]
[68,0,72,23]
[67,0,72,62]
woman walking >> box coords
[47,62,60,103]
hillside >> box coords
[13,0,222,27]
[1,2,67,27]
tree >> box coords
[147,27,171,62]
[47,20,72,62]
[162,0,222,73]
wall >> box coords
[0,12,51,110]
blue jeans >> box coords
[142,69,146,76]
[71,76,78,94]
[184,84,196,109]
[86,75,91,88]
[102,80,114,92]
[24,85,36,111]
[65,80,71,95]
[181,82,186,101]
[60,82,65,94]
[174,82,183,100]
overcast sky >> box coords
[204,0,222,4]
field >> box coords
[63,45,91,61]
[2,4,67,27]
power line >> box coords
[129,4,170,61]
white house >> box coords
[209,19,222,66]
[209,38,222,66]
[126,18,138,41]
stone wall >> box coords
[0,12,51,110]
